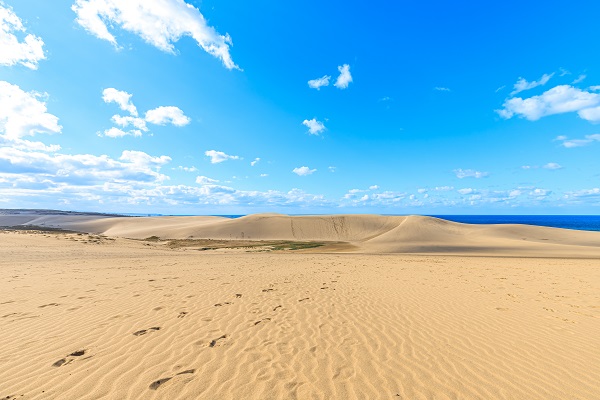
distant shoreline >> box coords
[2,209,600,232]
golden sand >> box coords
[1,214,599,399]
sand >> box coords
[1,214,600,399]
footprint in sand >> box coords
[149,369,195,390]
[214,302,232,307]
[39,303,60,308]
[177,312,188,318]
[235,294,242,298]
[52,349,87,367]
[133,327,161,336]
[209,335,228,348]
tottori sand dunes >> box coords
[1,213,599,399]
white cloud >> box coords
[497,85,600,121]
[205,150,240,164]
[434,87,451,92]
[543,162,562,170]
[589,86,600,91]
[0,147,171,184]
[565,188,600,200]
[308,75,330,90]
[556,134,600,148]
[572,74,586,84]
[454,169,488,179]
[458,188,474,195]
[145,106,190,126]
[328,166,336,172]
[369,185,379,190]
[578,106,600,122]
[72,0,238,70]
[511,73,554,95]
[0,151,331,210]
[302,118,326,135]
[111,115,148,131]
[495,85,506,93]
[417,188,428,193]
[260,173,268,177]
[102,127,142,138]
[435,186,454,191]
[175,165,197,172]
[348,189,364,194]
[102,88,138,116]
[102,88,190,137]
[0,136,60,152]
[0,81,61,140]
[250,157,260,166]
[508,189,522,197]
[530,188,549,197]
[196,175,218,185]
[292,166,316,176]
[334,64,352,89]
[0,3,45,69]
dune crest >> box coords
[2,212,600,257]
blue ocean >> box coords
[215,215,600,232]
[430,215,600,232]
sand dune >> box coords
[2,212,600,257]
[0,230,599,399]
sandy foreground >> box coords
[1,214,600,399]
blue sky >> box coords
[1,0,600,214]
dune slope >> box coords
[2,213,600,257]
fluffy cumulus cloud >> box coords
[103,127,142,138]
[308,75,330,90]
[0,3,45,69]
[0,81,61,143]
[102,88,138,116]
[497,85,600,122]
[292,166,316,176]
[0,84,331,211]
[0,147,171,183]
[454,169,489,179]
[250,158,260,166]
[195,175,218,185]
[100,88,189,137]
[205,150,240,164]
[556,134,600,148]
[302,118,326,135]
[511,73,554,95]
[334,64,352,89]
[72,0,238,69]
[145,106,191,126]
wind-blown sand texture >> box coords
[1,213,600,399]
